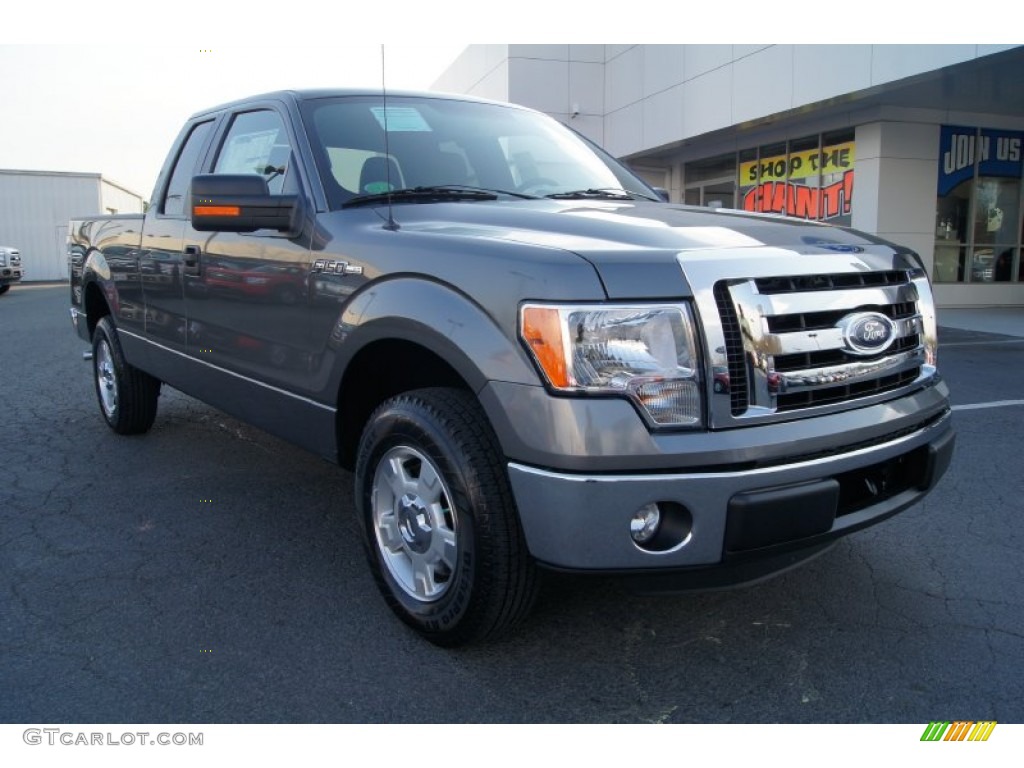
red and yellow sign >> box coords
[741,170,854,220]
[740,141,855,184]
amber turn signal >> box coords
[521,306,569,388]
[193,205,241,217]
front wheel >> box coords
[0,285,10,296]
[92,316,161,434]
[355,388,538,646]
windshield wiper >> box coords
[342,185,501,208]
[437,184,541,200]
[544,187,637,201]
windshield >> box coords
[300,95,657,209]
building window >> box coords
[683,153,736,208]
[685,132,855,224]
[738,132,854,225]
[935,126,1024,283]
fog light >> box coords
[630,503,661,544]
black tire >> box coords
[355,388,538,646]
[0,284,10,296]
[92,316,161,435]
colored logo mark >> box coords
[920,721,997,742]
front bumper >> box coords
[0,267,22,285]
[507,410,954,576]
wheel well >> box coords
[337,340,472,470]
[84,281,110,337]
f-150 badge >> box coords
[313,259,363,276]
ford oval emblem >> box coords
[837,312,897,356]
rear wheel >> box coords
[92,316,161,434]
[355,388,538,646]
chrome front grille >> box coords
[721,270,925,415]
[678,247,938,428]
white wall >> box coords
[0,172,142,281]
[100,179,145,216]
[433,45,607,145]
[0,171,100,281]
[436,44,1020,156]
[431,45,510,103]
[600,44,1015,158]
[852,121,941,274]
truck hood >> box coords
[386,199,905,299]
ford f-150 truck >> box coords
[0,245,23,295]
[69,89,954,645]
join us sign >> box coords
[938,125,1024,196]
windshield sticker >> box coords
[218,129,279,174]
[371,106,432,132]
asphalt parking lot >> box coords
[2,284,1022,723]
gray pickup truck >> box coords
[69,89,954,645]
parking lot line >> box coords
[951,399,1024,411]
[940,339,1024,347]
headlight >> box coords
[520,303,703,427]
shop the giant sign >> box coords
[938,126,1023,196]
[740,141,854,220]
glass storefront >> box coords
[683,130,855,226]
[682,153,736,209]
[934,126,1024,283]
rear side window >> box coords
[213,110,293,195]
[162,121,214,216]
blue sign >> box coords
[938,125,1024,196]
[980,128,1023,178]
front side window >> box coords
[162,120,213,216]
[301,96,655,208]
[214,110,294,196]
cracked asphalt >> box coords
[2,284,1022,723]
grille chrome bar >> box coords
[776,348,924,392]
[758,283,919,317]
[769,316,923,356]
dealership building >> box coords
[434,45,1024,307]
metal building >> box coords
[0,169,144,281]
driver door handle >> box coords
[183,245,201,274]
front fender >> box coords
[325,276,540,395]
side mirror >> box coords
[653,187,671,203]
[190,174,299,233]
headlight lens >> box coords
[521,303,703,427]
